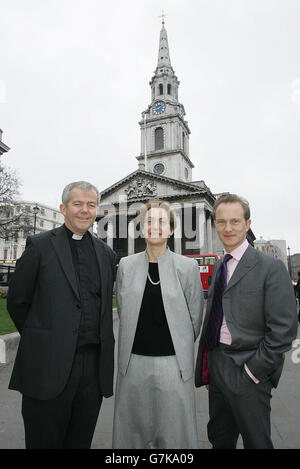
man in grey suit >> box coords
[195,193,297,449]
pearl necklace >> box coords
[147,272,160,286]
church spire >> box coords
[156,12,172,69]
[150,17,178,105]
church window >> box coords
[155,127,164,150]
[182,132,185,152]
[159,84,163,95]
[167,84,171,95]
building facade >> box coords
[269,239,288,269]
[0,201,64,260]
[291,253,300,282]
[97,20,255,262]
[0,129,10,158]
[254,237,288,269]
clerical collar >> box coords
[64,224,87,241]
[72,233,83,240]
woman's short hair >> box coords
[137,199,176,231]
[213,193,250,220]
[61,181,99,206]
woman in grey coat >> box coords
[112,200,204,449]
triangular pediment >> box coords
[100,170,213,205]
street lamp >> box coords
[32,205,40,235]
[287,246,292,278]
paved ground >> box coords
[0,317,299,449]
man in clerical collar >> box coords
[7,181,116,449]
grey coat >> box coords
[116,248,204,381]
[195,245,298,388]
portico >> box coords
[97,170,222,261]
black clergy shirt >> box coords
[64,225,102,348]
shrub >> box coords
[0,287,8,299]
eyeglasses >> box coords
[215,219,244,228]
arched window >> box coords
[159,84,163,95]
[167,84,171,95]
[155,127,164,150]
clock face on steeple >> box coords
[153,101,166,115]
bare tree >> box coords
[0,163,25,240]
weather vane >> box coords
[158,9,167,26]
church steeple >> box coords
[137,17,194,182]
[156,22,172,69]
[149,20,180,107]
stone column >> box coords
[166,121,171,150]
[212,224,224,257]
[206,214,213,254]
[128,219,135,255]
[186,135,190,158]
[198,203,207,253]
[173,205,182,255]
[107,218,114,250]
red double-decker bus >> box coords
[184,254,219,298]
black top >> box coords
[65,225,101,348]
[132,262,175,356]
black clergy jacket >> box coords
[7,224,116,400]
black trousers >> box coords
[22,345,103,449]
[207,344,273,449]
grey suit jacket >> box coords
[116,248,204,381]
[195,245,298,388]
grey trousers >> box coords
[207,344,273,449]
[112,354,198,449]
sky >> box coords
[0,0,300,254]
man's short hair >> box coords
[61,181,99,206]
[137,199,176,231]
[213,193,250,220]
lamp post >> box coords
[32,205,40,234]
[287,246,292,278]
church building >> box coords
[97,19,255,261]
[0,129,10,158]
